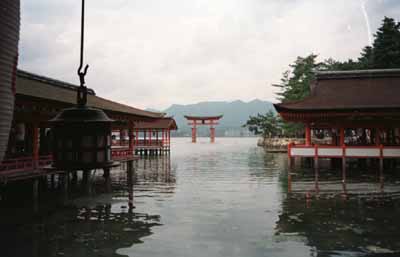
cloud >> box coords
[19,0,400,110]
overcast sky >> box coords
[19,0,400,110]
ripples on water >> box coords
[0,138,400,257]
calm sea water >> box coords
[1,137,400,257]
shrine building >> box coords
[1,70,176,181]
[274,69,400,171]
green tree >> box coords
[270,54,327,137]
[366,17,400,69]
[274,54,321,102]
[326,17,400,70]
[358,46,374,69]
[322,58,362,71]
[244,110,282,138]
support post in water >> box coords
[342,145,347,184]
[50,174,55,189]
[82,170,92,195]
[210,126,215,143]
[103,168,112,193]
[62,172,69,204]
[342,158,347,183]
[127,160,134,209]
[33,178,39,211]
[287,143,293,194]
[191,126,197,143]
[71,171,78,187]
[314,145,319,194]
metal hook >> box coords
[76,0,89,107]
[78,64,89,86]
[77,0,88,87]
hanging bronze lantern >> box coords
[0,0,20,162]
[50,106,114,170]
[50,0,115,170]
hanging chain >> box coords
[77,0,89,107]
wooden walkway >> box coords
[0,148,139,182]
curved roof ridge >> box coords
[275,69,400,112]
[316,68,400,80]
[17,69,96,95]
[16,70,165,119]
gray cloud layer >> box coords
[19,0,400,109]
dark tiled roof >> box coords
[134,118,178,130]
[17,70,96,95]
[184,115,223,120]
[16,70,165,118]
[274,69,400,112]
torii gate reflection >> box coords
[184,115,223,143]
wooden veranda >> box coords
[1,70,176,182]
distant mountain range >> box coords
[148,99,274,137]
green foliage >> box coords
[368,17,400,68]
[248,54,323,138]
[333,17,400,69]
[322,58,362,71]
[247,16,400,139]
[244,110,303,138]
[358,46,374,69]
[244,110,282,138]
[274,54,321,102]
[271,54,328,137]
[315,17,400,70]
[280,122,304,138]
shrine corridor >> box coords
[0,138,400,257]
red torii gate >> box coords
[184,115,223,143]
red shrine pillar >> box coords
[210,127,215,143]
[168,129,171,146]
[210,119,215,143]
[339,128,345,146]
[161,129,165,147]
[191,123,197,143]
[129,127,134,153]
[149,129,152,145]
[305,125,311,146]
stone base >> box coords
[257,137,305,152]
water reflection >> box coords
[0,202,162,257]
[2,139,400,257]
[279,162,400,256]
[0,155,175,257]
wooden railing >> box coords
[288,143,400,158]
[135,139,164,147]
[112,139,169,147]
[0,155,53,173]
[112,140,129,147]
[0,147,137,174]
[111,148,134,160]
